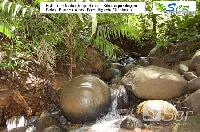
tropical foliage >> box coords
[0,0,200,75]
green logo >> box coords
[155,2,166,12]
[153,1,193,13]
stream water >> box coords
[4,83,199,132]
[69,88,131,132]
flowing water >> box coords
[70,88,129,132]
[5,86,193,132]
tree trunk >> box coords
[152,14,157,44]
[67,28,73,79]
[152,14,157,34]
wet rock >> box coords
[121,66,142,89]
[164,50,193,64]
[27,116,38,126]
[121,76,133,89]
[163,53,179,64]
[58,115,67,126]
[189,50,200,76]
[184,89,200,115]
[132,65,187,99]
[101,68,120,82]
[183,72,197,81]
[148,46,169,58]
[120,116,144,129]
[109,63,124,70]
[188,77,200,92]
[148,47,159,57]
[36,112,60,130]
[180,60,191,67]
[60,75,111,123]
[43,125,65,132]
[110,75,121,85]
[148,57,172,69]
[26,126,37,132]
[177,50,194,61]
[111,85,130,109]
[176,40,200,55]
[125,57,137,65]
[149,41,200,65]
[121,64,140,77]
[136,100,178,122]
[174,63,189,75]
[137,57,150,67]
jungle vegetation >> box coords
[0,0,200,77]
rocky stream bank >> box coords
[0,40,200,132]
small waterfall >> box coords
[6,116,27,131]
[90,87,128,131]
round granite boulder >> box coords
[60,75,111,123]
[131,65,187,99]
[189,50,200,76]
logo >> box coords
[153,1,196,14]
[142,106,193,122]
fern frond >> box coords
[37,38,56,73]
[0,0,38,17]
[94,36,119,59]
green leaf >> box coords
[0,23,12,38]
[91,13,97,37]
[7,2,12,13]
[2,0,8,11]
[77,14,84,23]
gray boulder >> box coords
[175,63,189,75]
[188,77,200,92]
[131,65,187,99]
[101,68,120,82]
[120,116,144,129]
[183,72,197,81]
[184,89,200,115]
[137,57,150,67]
[189,50,200,76]
[121,64,138,76]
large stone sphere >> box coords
[60,75,111,123]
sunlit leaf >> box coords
[91,13,97,36]
[7,2,12,13]
[13,4,21,17]
[2,0,8,11]
[0,23,11,38]
[22,8,27,17]
[30,7,34,16]
[77,14,84,23]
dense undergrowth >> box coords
[0,0,200,76]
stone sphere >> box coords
[60,75,111,123]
